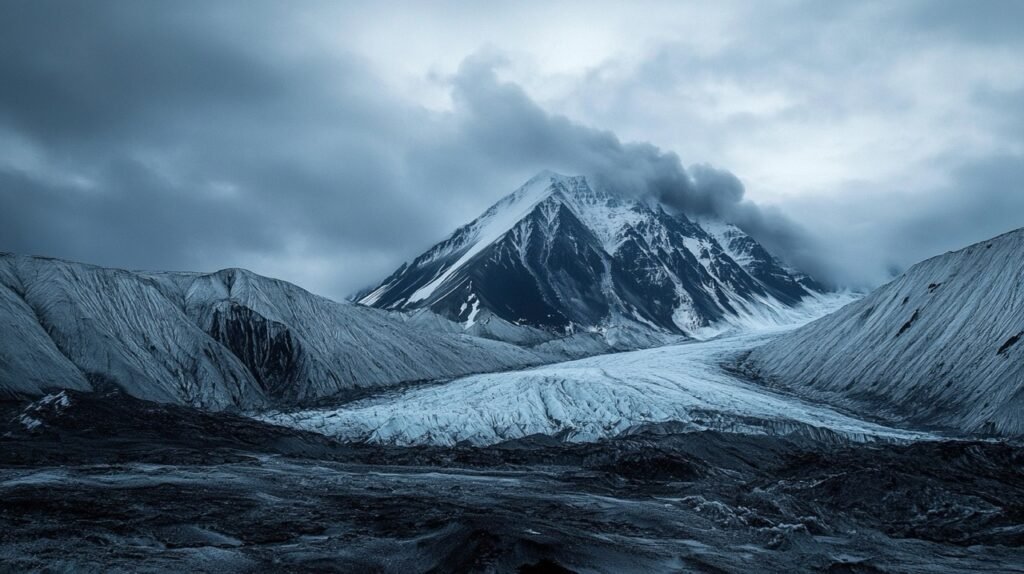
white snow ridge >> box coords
[744,228,1024,437]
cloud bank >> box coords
[1,1,1022,297]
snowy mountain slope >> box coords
[742,228,1024,437]
[359,171,820,340]
[0,254,548,409]
[697,218,824,298]
[169,268,549,402]
[0,274,90,398]
[262,297,918,447]
[0,256,263,408]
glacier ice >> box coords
[261,298,926,447]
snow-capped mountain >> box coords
[743,228,1024,437]
[360,171,820,338]
[0,254,547,409]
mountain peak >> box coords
[518,171,611,205]
[360,173,819,338]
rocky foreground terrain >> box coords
[2,389,1022,573]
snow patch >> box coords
[463,293,481,329]
[17,390,73,431]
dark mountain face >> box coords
[360,171,819,336]
[424,200,611,331]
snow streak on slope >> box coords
[744,228,1024,437]
[263,294,922,447]
[0,254,548,409]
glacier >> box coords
[260,292,927,446]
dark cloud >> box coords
[442,56,827,280]
[0,1,1021,297]
[0,2,287,144]
[0,1,440,296]
[902,0,1024,44]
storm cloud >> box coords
[443,54,821,277]
[1,1,1022,297]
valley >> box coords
[261,297,929,447]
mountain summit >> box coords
[360,171,820,337]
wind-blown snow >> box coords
[262,295,923,447]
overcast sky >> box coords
[2,1,1022,299]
